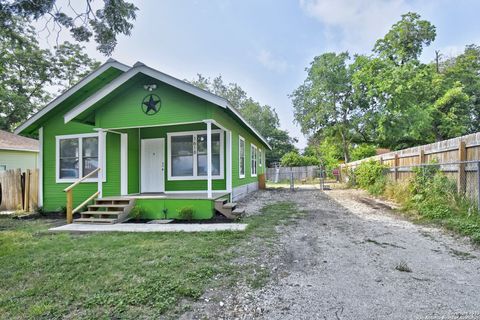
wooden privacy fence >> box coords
[340,132,480,206]
[341,132,480,172]
[0,169,38,212]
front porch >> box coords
[63,120,240,223]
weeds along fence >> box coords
[341,132,480,210]
[0,169,38,212]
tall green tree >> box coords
[0,17,99,131]
[189,74,297,164]
[291,52,368,162]
[373,12,436,65]
[0,0,138,55]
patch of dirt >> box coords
[179,188,480,319]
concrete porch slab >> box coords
[49,223,248,233]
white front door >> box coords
[141,138,165,193]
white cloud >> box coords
[299,0,416,53]
[256,49,288,73]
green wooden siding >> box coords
[127,128,140,194]
[212,108,266,188]
[94,74,211,129]
[139,123,226,191]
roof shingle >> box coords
[0,130,39,152]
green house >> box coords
[15,59,271,222]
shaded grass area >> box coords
[0,202,299,319]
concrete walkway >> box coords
[49,223,247,233]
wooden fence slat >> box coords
[0,169,39,212]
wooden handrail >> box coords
[64,168,101,223]
[73,191,100,214]
[64,167,101,192]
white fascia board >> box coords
[63,61,271,150]
[14,60,130,135]
[64,64,231,123]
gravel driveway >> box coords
[184,188,480,319]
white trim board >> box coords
[38,127,43,207]
[55,132,107,183]
[167,129,224,181]
[250,143,257,177]
[14,59,129,135]
[63,62,271,150]
[239,135,245,179]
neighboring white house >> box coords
[0,130,39,172]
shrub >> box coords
[353,160,389,195]
[280,151,320,167]
[130,206,144,220]
[177,206,195,220]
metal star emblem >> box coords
[141,94,161,115]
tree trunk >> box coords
[340,130,350,163]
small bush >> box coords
[129,206,144,220]
[177,206,195,221]
[353,160,389,195]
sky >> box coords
[38,0,480,149]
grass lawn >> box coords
[0,202,300,319]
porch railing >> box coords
[63,167,101,224]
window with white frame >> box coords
[258,149,262,167]
[251,144,257,176]
[56,133,102,182]
[168,130,223,180]
[239,136,245,178]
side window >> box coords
[239,136,245,178]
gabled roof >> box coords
[0,130,38,152]
[14,59,271,149]
[63,61,272,150]
[14,59,130,135]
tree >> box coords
[291,52,365,162]
[280,151,319,167]
[54,41,101,91]
[373,12,436,65]
[0,0,138,55]
[0,17,99,131]
[441,45,480,132]
[189,74,297,165]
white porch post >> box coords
[206,120,212,199]
[38,127,43,207]
[120,133,128,195]
[226,130,232,193]
[97,129,105,198]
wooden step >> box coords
[88,204,129,209]
[73,217,117,224]
[81,211,123,216]
[232,208,245,215]
[96,199,131,204]
[222,202,237,209]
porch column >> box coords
[97,129,105,198]
[206,120,213,198]
[120,133,128,195]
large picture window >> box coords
[239,136,245,178]
[251,144,257,177]
[56,133,103,183]
[168,130,224,180]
